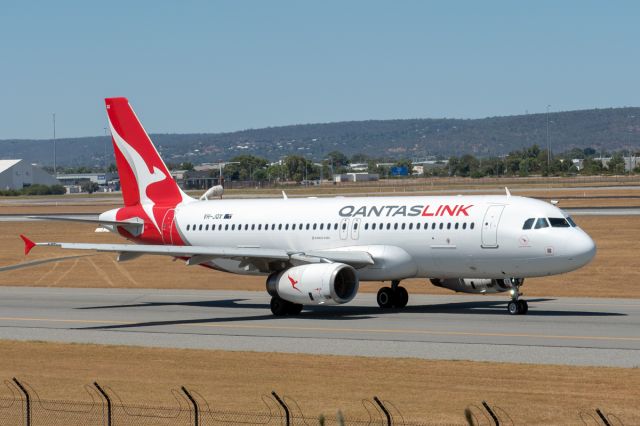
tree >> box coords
[179,162,194,171]
[81,181,100,193]
[607,154,625,174]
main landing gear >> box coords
[507,279,528,315]
[376,280,409,309]
[270,296,303,316]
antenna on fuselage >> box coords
[505,187,511,198]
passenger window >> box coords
[186,225,190,231]
[401,223,406,230]
[454,223,459,230]
[447,223,451,230]
[386,223,391,230]
[354,223,358,230]
[548,217,570,228]
[470,223,475,230]
[462,223,467,230]
[231,224,235,230]
[313,223,317,230]
[372,223,376,230]
[319,223,324,230]
[365,223,369,230]
[251,224,255,230]
[416,223,420,230]
[534,218,549,229]
[431,223,436,230]
[341,223,346,230]
[409,223,413,230]
[285,224,289,230]
[394,223,398,230]
[334,223,338,230]
[258,224,262,230]
[199,224,203,231]
[522,218,535,230]
[272,224,276,230]
[306,224,310,230]
[439,223,443,230]
[225,224,229,231]
[205,224,209,231]
[278,224,283,230]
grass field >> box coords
[1,216,639,299]
[0,340,637,425]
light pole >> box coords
[52,113,57,175]
[546,105,551,176]
[628,115,635,173]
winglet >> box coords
[20,234,36,256]
[282,191,288,200]
[505,187,511,197]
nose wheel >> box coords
[376,280,409,309]
[507,279,528,315]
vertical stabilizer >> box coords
[105,97,190,208]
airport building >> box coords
[0,159,59,190]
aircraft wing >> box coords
[28,216,144,236]
[19,235,375,270]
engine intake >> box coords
[267,263,359,305]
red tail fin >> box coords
[20,234,36,256]
[105,98,189,208]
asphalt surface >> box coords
[0,287,638,367]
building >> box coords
[55,172,117,186]
[334,173,379,183]
[0,159,59,190]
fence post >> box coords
[373,396,391,426]
[182,386,199,426]
[271,391,290,426]
[595,409,611,426]
[93,382,111,426]
[12,378,30,426]
[482,401,499,426]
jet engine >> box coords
[430,278,523,294]
[267,263,359,305]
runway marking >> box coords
[0,316,638,343]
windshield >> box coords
[548,217,570,228]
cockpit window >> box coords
[566,216,577,227]
[534,218,549,229]
[522,218,535,230]
[548,217,570,228]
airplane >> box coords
[20,97,597,316]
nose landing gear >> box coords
[376,280,409,309]
[507,279,528,315]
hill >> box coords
[1,107,639,167]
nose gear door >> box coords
[481,205,504,248]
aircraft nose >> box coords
[570,231,596,267]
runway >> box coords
[0,287,638,367]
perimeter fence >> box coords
[0,378,625,426]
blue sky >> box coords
[1,1,639,139]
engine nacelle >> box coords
[267,263,359,305]
[430,278,523,294]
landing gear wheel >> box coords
[270,297,289,316]
[393,286,409,308]
[517,300,528,315]
[507,301,519,315]
[377,287,394,308]
[287,303,303,315]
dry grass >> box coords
[1,216,639,298]
[0,340,637,425]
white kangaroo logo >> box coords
[109,121,166,233]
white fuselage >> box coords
[169,194,596,282]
